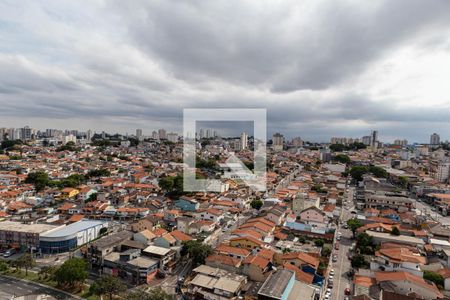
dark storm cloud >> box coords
[112,0,450,92]
[0,0,450,142]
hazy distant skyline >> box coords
[1,0,450,142]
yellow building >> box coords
[61,188,79,199]
[229,236,264,250]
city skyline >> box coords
[1,123,448,145]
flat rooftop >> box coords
[41,220,105,238]
[258,270,294,300]
[0,221,58,234]
[367,231,425,245]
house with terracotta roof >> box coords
[170,230,193,244]
[133,229,156,245]
[299,206,328,229]
[437,268,450,291]
[283,262,314,284]
[229,236,264,251]
[154,232,177,248]
[375,271,443,300]
[371,247,426,277]
[242,254,273,282]
[205,254,242,273]
[216,244,251,260]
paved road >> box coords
[413,199,450,224]
[0,276,78,299]
[328,187,354,300]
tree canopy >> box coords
[250,199,263,210]
[347,218,363,237]
[333,154,351,164]
[54,258,88,287]
[182,240,212,265]
[90,275,127,300]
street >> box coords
[0,275,79,299]
[326,186,354,300]
[413,198,450,224]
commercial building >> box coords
[0,221,58,250]
[39,220,107,253]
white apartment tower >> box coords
[158,129,167,140]
[240,132,248,150]
[136,129,143,140]
[272,133,284,151]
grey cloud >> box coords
[111,0,450,92]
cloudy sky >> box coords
[1,0,450,142]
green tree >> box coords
[0,260,9,272]
[16,253,35,276]
[423,271,444,289]
[39,266,57,280]
[349,166,369,181]
[54,258,88,287]
[25,171,50,192]
[351,254,368,269]
[87,168,111,178]
[314,239,325,247]
[356,232,375,255]
[87,193,97,202]
[347,218,363,237]
[369,166,388,178]
[391,226,400,236]
[250,199,263,210]
[127,287,173,300]
[321,246,331,257]
[334,154,351,164]
[148,287,173,300]
[91,275,127,300]
[182,240,212,265]
[398,176,409,188]
[159,176,174,192]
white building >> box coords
[240,132,248,150]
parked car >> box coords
[345,287,351,295]
[3,248,16,258]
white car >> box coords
[329,269,335,275]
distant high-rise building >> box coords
[136,129,143,140]
[430,133,440,145]
[152,131,158,140]
[436,162,450,183]
[86,129,92,142]
[101,131,106,139]
[206,129,212,139]
[167,132,179,143]
[362,135,371,146]
[394,139,408,147]
[20,126,32,141]
[292,137,303,147]
[198,129,204,139]
[158,129,167,140]
[370,130,378,147]
[272,133,284,151]
[240,132,248,150]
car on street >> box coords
[3,248,16,258]
[332,255,338,262]
[345,287,351,295]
